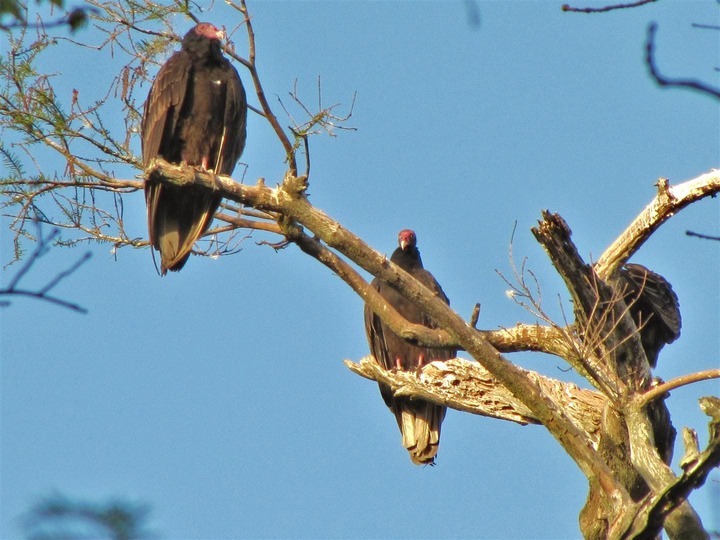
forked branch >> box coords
[144,157,636,519]
[1,225,91,313]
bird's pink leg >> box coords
[395,357,402,370]
[414,353,425,375]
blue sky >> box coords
[2,1,719,538]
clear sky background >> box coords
[1,1,719,538]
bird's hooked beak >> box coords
[398,229,416,251]
[216,27,227,42]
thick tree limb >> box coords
[623,402,709,539]
[529,209,713,538]
[624,397,720,539]
[144,163,603,360]
[595,171,720,279]
[146,158,635,523]
[482,323,580,358]
[345,356,610,446]
[532,211,642,398]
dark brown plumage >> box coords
[618,263,681,368]
[364,230,456,465]
[142,22,247,274]
[607,264,681,495]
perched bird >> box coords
[364,230,456,465]
[141,22,247,274]
[618,263,681,368]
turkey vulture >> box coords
[142,22,247,274]
[364,230,456,465]
[617,263,681,368]
[615,264,681,477]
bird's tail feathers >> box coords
[397,399,446,465]
[146,183,221,274]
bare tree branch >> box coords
[145,158,638,527]
[645,22,720,100]
[2,5,717,536]
[686,230,720,241]
[22,492,153,539]
[636,371,720,409]
[561,0,657,14]
[1,224,90,312]
[345,356,610,446]
[626,397,720,539]
[595,171,720,279]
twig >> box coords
[234,0,297,175]
[637,370,720,408]
[645,22,720,100]
[1,224,91,313]
[686,230,720,241]
[561,0,656,13]
[691,23,720,31]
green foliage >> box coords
[0,141,25,178]
[0,8,158,260]
[1,0,353,265]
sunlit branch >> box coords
[595,171,720,279]
[636,370,720,409]
[345,355,612,443]
[145,159,637,513]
